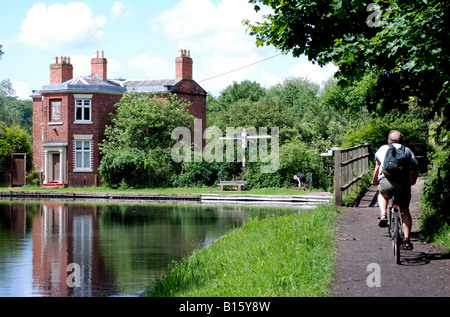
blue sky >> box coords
[0,0,337,100]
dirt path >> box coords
[331,178,450,297]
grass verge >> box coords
[0,185,322,196]
[147,204,337,297]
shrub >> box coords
[420,146,450,247]
[246,140,329,190]
[99,92,194,188]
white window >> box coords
[74,140,92,172]
[75,99,91,122]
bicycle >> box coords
[387,202,404,264]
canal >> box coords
[0,200,299,297]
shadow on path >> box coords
[331,178,450,297]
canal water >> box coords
[0,200,298,297]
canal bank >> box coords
[143,204,338,297]
[0,191,332,207]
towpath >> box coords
[331,178,449,297]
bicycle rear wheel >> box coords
[393,213,402,264]
[388,206,394,238]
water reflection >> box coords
[0,201,296,297]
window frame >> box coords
[73,135,93,172]
[74,94,93,124]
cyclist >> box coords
[372,130,418,249]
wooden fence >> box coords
[334,142,370,206]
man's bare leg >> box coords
[378,192,388,218]
[378,193,389,227]
[400,208,413,248]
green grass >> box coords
[147,205,337,297]
[0,185,322,196]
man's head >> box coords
[388,130,403,144]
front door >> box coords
[52,153,60,182]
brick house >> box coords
[32,49,207,187]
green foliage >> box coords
[0,79,33,135]
[320,73,376,120]
[341,116,428,160]
[341,171,373,207]
[245,0,450,129]
[208,96,293,133]
[201,77,345,190]
[420,146,450,249]
[207,80,266,113]
[267,77,320,119]
[279,140,329,189]
[99,92,195,188]
[0,122,10,174]
[246,140,328,190]
[0,122,32,174]
[171,159,243,188]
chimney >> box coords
[176,49,193,80]
[91,50,107,79]
[50,56,73,84]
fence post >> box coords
[334,148,342,207]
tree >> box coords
[267,77,320,119]
[207,80,266,114]
[0,123,32,175]
[245,0,450,128]
[99,92,195,188]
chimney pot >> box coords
[50,55,73,84]
[91,50,107,79]
[176,49,193,80]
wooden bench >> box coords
[218,181,248,191]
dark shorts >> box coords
[378,177,412,209]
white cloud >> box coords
[12,81,31,100]
[149,0,276,94]
[111,2,133,19]
[128,54,172,79]
[289,62,338,85]
[152,0,260,56]
[18,2,107,49]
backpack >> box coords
[381,144,409,180]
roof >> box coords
[36,76,187,95]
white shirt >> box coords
[375,143,419,181]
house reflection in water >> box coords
[31,203,113,297]
[1,200,265,297]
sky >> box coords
[0,0,338,100]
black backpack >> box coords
[382,144,409,179]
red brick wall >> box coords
[67,94,121,174]
[32,97,43,172]
[33,82,205,186]
[50,63,73,84]
[173,80,207,131]
[91,58,107,79]
[176,56,193,80]
[32,92,120,185]
[32,94,70,172]
[67,93,120,185]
